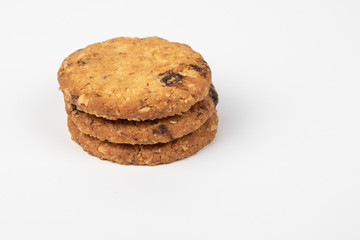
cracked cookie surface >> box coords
[66,86,217,144]
[58,37,212,120]
[67,112,218,166]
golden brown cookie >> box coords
[67,112,218,166]
[66,85,218,145]
[58,37,212,121]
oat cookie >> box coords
[58,37,212,121]
[66,85,218,144]
[67,112,218,166]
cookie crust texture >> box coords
[58,37,212,121]
[66,93,216,145]
[68,112,219,166]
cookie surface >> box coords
[67,112,218,166]
[67,91,216,144]
[58,37,211,120]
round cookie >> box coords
[67,112,219,166]
[58,37,212,121]
[66,85,218,145]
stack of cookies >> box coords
[58,37,218,165]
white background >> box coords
[1,0,359,239]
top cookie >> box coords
[58,37,211,120]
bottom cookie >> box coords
[68,112,218,166]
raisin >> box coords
[209,84,219,107]
[158,124,168,134]
[189,64,209,77]
[190,64,203,72]
[159,71,184,86]
[153,124,173,140]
